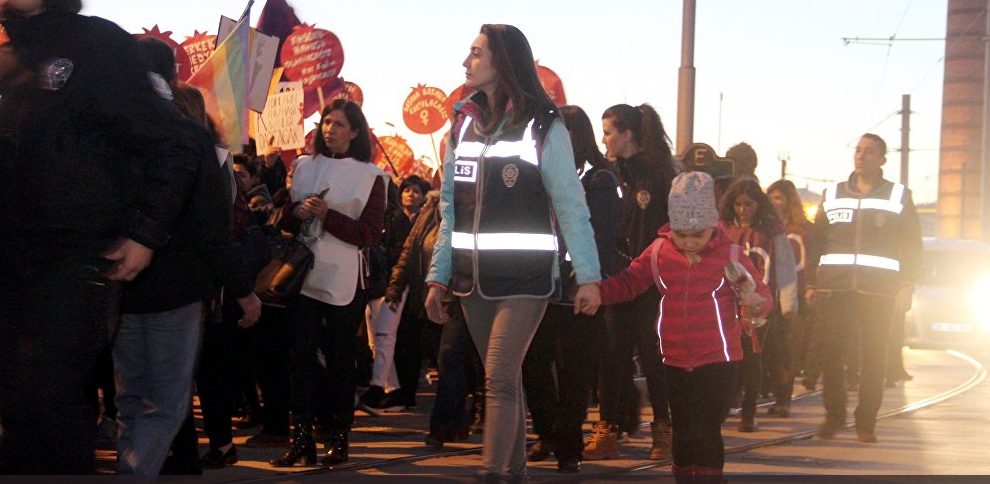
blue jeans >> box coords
[113,302,203,475]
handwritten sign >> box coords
[254,82,306,153]
[180,31,217,78]
[134,25,192,81]
[280,24,344,91]
[402,85,448,135]
[536,62,566,106]
[374,135,416,178]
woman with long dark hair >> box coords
[271,99,389,467]
[718,178,798,432]
[521,105,621,474]
[584,104,677,461]
[766,179,816,408]
[424,25,601,476]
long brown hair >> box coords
[476,24,555,134]
[766,179,810,227]
[560,105,608,173]
[718,178,783,236]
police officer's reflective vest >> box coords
[449,114,558,299]
[816,179,908,296]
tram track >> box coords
[554,349,988,482]
[229,349,984,482]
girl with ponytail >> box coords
[583,104,677,461]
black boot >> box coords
[321,429,349,466]
[269,418,317,467]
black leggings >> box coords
[290,292,367,429]
[667,362,738,469]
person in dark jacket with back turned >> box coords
[0,0,201,474]
[111,37,261,475]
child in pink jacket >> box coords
[596,172,772,479]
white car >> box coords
[904,237,990,349]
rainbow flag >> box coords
[188,15,251,150]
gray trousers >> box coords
[461,293,548,475]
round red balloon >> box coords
[374,135,416,178]
[536,62,566,106]
[402,85,449,135]
[134,25,192,81]
[327,79,364,107]
[444,84,475,118]
[280,24,344,90]
[180,31,217,79]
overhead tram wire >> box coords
[865,0,914,124]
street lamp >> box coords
[778,151,791,180]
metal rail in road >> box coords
[228,350,985,483]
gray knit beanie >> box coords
[668,171,718,230]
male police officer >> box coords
[807,133,921,443]
[0,0,197,473]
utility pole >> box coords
[676,0,696,155]
[778,151,790,180]
[901,94,911,187]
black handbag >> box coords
[253,235,315,308]
[253,190,328,307]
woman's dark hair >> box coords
[313,99,372,162]
[232,154,257,177]
[137,37,177,86]
[560,105,608,173]
[718,178,782,235]
[766,179,810,227]
[43,0,82,13]
[476,24,555,133]
[399,174,432,196]
[602,103,674,167]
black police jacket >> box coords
[809,173,922,297]
[0,12,198,277]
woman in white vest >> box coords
[270,99,389,468]
[425,24,602,477]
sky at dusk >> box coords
[81,0,950,202]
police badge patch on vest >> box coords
[502,164,519,188]
[454,160,477,183]
[39,58,74,91]
[827,209,853,224]
[636,189,651,210]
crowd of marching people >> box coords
[0,1,922,481]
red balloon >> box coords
[327,78,364,107]
[374,135,416,178]
[134,25,192,81]
[280,24,344,91]
[536,62,566,106]
[402,84,449,135]
[444,84,475,118]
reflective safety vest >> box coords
[449,113,558,299]
[816,178,908,296]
